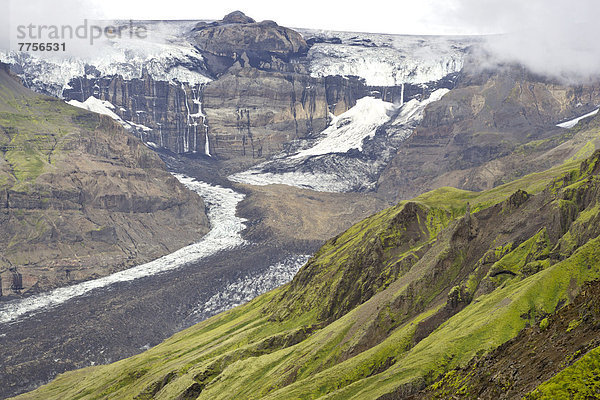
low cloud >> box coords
[435,0,600,84]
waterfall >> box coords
[181,83,191,153]
[158,123,163,147]
[205,131,211,157]
[400,82,405,106]
[193,124,197,153]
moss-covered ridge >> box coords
[13,151,600,400]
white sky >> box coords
[89,0,484,35]
[3,0,598,82]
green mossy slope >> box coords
[13,151,600,400]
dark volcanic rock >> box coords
[192,12,308,60]
[222,10,256,24]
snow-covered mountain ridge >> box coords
[300,29,473,86]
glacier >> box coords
[185,254,312,324]
[557,108,599,129]
[0,175,246,325]
[292,97,397,158]
[300,29,472,87]
[0,21,211,97]
[229,89,449,192]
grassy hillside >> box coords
[12,146,600,399]
[416,277,600,399]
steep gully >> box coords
[0,158,313,399]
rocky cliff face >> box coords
[202,67,361,159]
[377,62,600,200]
[63,73,211,155]
[1,12,470,166]
[0,66,210,297]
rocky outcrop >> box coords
[54,13,366,161]
[377,63,600,200]
[192,11,308,66]
[0,66,210,297]
[203,67,363,159]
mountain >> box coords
[4,10,600,400]
[0,13,470,167]
[0,64,209,297]
[4,14,599,200]
[13,133,600,398]
[377,60,600,200]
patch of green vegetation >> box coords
[0,81,103,186]
[566,140,597,163]
[525,345,600,399]
[566,318,582,333]
[487,228,551,278]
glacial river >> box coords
[0,172,313,399]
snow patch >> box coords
[557,108,599,129]
[67,97,122,121]
[291,97,397,158]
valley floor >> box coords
[0,153,387,399]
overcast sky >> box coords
[3,0,599,83]
[5,0,506,35]
[88,0,476,35]
[89,0,508,35]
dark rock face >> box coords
[222,10,256,24]
[203,67,362,159]
[192,15,308,61]
[10,13,467,166]
[61,68,366,160]
[377,65,600,200]
[63,74,211,155]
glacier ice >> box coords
[557,108,599,129]
[292,97,397,158]
[0,175,246,325]
[0,21,211,97]
[186,254,312,323]
[229,89,450,192]
[300,29,472,87]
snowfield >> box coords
[300,29,473,86]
